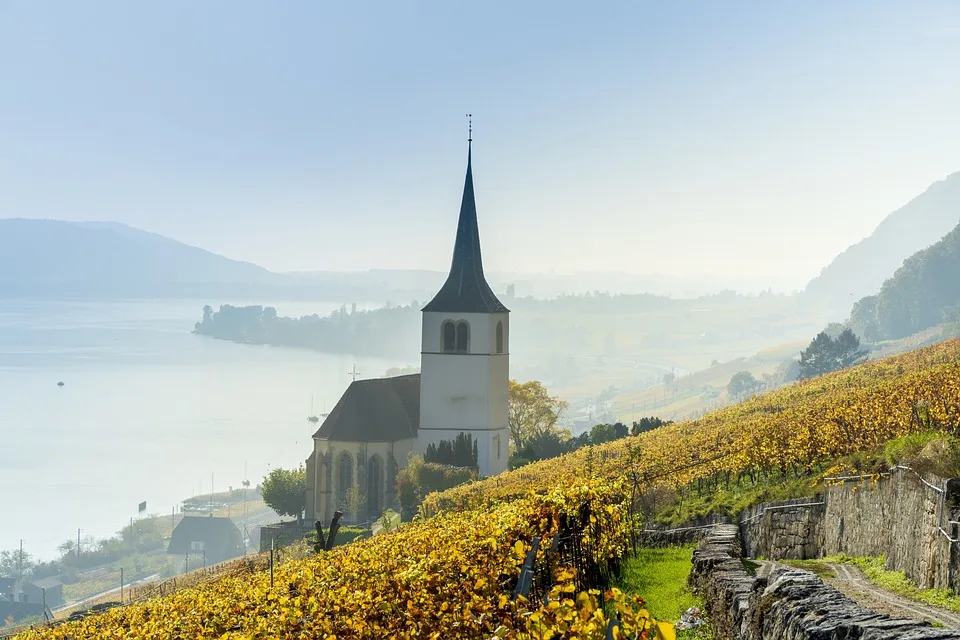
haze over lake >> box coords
[0,299,407,560]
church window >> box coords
[367,455,383,520]
[442,321,456,352]
[456,321,469,353]
[496,321,504,354]
[337,453,353,508]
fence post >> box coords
[270,537,275,588]
[120,567,124,603]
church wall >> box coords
[310,438,416,527]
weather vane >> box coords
[466,113,472,142]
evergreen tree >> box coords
[798,329,868,380]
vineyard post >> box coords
[270,537,275,588]
[120,567,124,603]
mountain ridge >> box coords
[803,171,960,313]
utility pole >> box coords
[130,516,134,553]
[18,539,23,584]
[77,529,81,566]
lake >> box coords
[0,299,411,560]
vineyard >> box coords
[13,483,672,639]
[13,339,960,639]
[423,338,960,515]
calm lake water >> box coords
[0,299,410,560]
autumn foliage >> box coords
[14,482,672,639]
[19,339,960,639]
[424,338,960,515]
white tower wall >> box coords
[418,311,509,476]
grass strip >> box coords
[616,544,716,639]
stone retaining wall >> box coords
[734,468,960,591]
[739,497,824,560]
[823,471,959,592]
[691,525,960,640]
[639,513,731,548]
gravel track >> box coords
[823,562,960,629]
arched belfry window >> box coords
[442,321,456,353]
[337,453,352,508]
[496,321,504,354]
[456,321,469,353]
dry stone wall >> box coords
[823,470,954,590]
[739,497,824,560]
[691,526,960,640]
[733,468,960,592]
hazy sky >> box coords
[2,2,960,291]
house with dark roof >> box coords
[167,516,244,565]
[305,132,511,526]
[23,577,63,608]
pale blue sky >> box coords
[2,1,959,290]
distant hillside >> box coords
[847,220,960,341]
[0,219,287,298]
[0,219,430,301]
[803,172,960,312]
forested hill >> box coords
[194,303,422,360]
[803,171,960,312]
[848,220,960,341]
[191,290,816,372]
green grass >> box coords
[825,555,960,614]
[655,474,820,527]
[778,559,837,578]
[616,545,715,639]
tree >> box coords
[798,329,868,380]
[630,416,671,436]
[507,380,569,451]
[798,332,839,379]
[835,328,867,368]
[0,548,33,579]
[727,371,760,397]
[339,486,367,523]
[518,430,570,462]
[423,432,478,468]
[589,423,618,445]
[261,466,307,523]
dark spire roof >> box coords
[422,142,509,314]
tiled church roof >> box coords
[312,374,420,442]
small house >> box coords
[167,516,244,566]
[24,577,63,608]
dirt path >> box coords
[822,562,960,629]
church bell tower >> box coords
[418,128,510,477]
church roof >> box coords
[312,374,420,442]
[422,142,509,314]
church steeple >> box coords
[422,134,508,314]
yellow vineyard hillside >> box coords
[14,484,673,639]
[16,339,960,639]
[423,338,960,514]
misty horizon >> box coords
[3,2,960,286]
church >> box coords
[304,135,510,525]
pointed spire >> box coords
[422,130,508,314]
